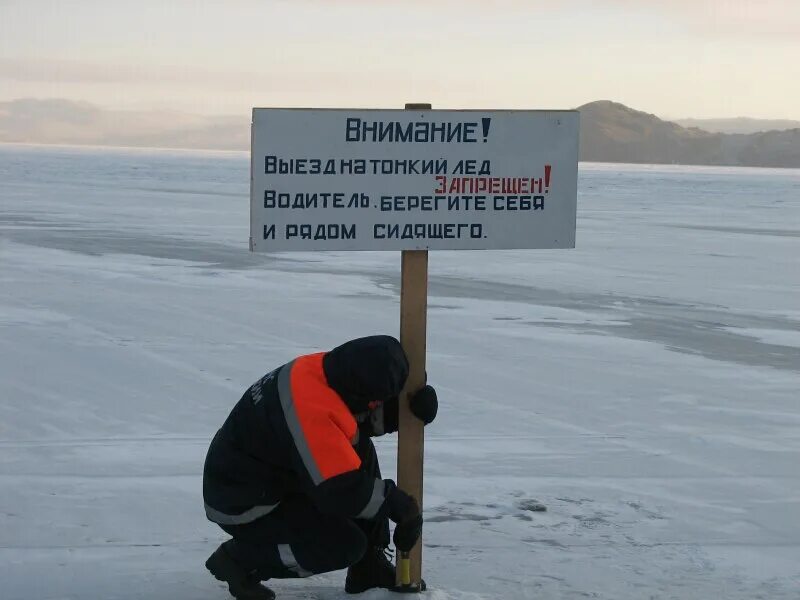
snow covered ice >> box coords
[1,144,799,599]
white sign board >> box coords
[250,108,578,252]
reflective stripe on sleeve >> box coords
[204,502,279,525]
[355,478,386,520]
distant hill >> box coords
[1,98,798,168]
[578,101,800,168]
[0,98,249,151]
[675,117,800,135]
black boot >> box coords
[344,546,396,594]
[206,541,276,600]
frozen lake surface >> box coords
[1,144,799,599]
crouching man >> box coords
[203,335,438,599]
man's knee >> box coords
[222,528,367,580]
[221,499,371,576]
[306,520,367,573]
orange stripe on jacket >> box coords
[289,353,361,481]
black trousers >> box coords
[218,435,389,580]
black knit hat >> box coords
[322,335,409,413]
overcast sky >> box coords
[1,0,798,119]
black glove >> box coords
[383,480,423,552]
[409,385,438,425]
[383,480,420,524]
[393,513,423,552]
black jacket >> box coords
[203,336,408,525]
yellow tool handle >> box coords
[399,552,411,586]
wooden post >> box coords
[396,102,431,591]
